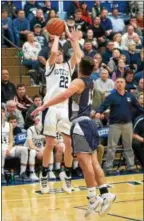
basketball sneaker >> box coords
[99,193,116,216]
[39,172,49,194]
[59,171,72,193]
[85,195,103,217]
[30,172,39,181]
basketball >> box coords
[46,18,65,36]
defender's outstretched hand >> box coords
[31,105,46,116]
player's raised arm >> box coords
[31,79,85,116]
[65,23,83,69]
[47,35,60,66]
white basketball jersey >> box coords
[44,60,74,108]
[2,122,10,149]
[24,126,45,149]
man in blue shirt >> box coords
[2,10,15,46]
[13,10,30,47]
[96,77,144,173]
[100,9,113,38]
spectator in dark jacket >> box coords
[24,0,41,21]
[2,69,17,104]
[67,0,80,17]
[2,10,15,45]
[100,9,113,38]
[34,24,47,48]
[91,0,104,19]
[25,95,42,129]
[14,84,33,119]
[2,1,17,18]
[30,9,46,31]
[13,10,30,47]
[43,1,57,20]
[83,41,97,58]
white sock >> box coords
[29,167,35,173]
[99,184,107,189]
[20,165,26,174]
[73,160,78,169]
[55,162,61,170]
[2,167,4,174]
[88,187,96,201]
[48,164,53,171]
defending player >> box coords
[32,56,116,216]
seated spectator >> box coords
[113,33,123,50]
[24,0,41,21]
[2,1,17,18]
[91,0,103,19]
[135,78,144,95]
[13,10,30,47]
[85,29,98,49]
[125,41,141,72]
[92,16,106,50]
[43,1,57,20]
[24,115,45,181]
[135,71,144,83]
[67,0,80,17]
[136,13,144,32]
[14,84,33,119]
[83,40,97,58]
[2,69,17,104]
[94,68,114,95]
[110,8,125,34]
[121,25,137,51]
[78,30,85,47]
[25,95,42,129]
[74,9,88,34]
[47,9,57,21]
[137,92,144,108]
[133,34,142,53]
[59,32,67,47]
[2,106,29,183]
[137,49,144,72]
[30,9,46,31]
[94,53,103,66]
[100,9,113,38]
[124,69,137,92]
[91,58,103,81]
[102,41,114,64]
[34,24,47,48]
[2,10,14,46]
[8,115,22,136]
[108,48,121,73]
[22,32,41,70]
[132,115,144,169]
[129,17,142,37]
[5,100,24,129]
[112,58,128,81]
[80,1,92,25]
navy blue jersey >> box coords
[69,77,94,121]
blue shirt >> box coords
[13,18,30,34]
[97,91,144,124]
[100,18,112,31]
[2,17,13,30]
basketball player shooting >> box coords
[32,22,83,194]
[32,56,116,217]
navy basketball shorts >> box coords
[70,117,100,154]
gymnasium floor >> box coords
[2,174,143,221]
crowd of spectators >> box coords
[1,0,144,182]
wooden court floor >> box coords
[2,174,143,221]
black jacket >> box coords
[2,81,17,103]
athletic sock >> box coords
[99,184,109,195]
[65,167,72,178]
[88,187,96,202]
[42,167,48,177]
